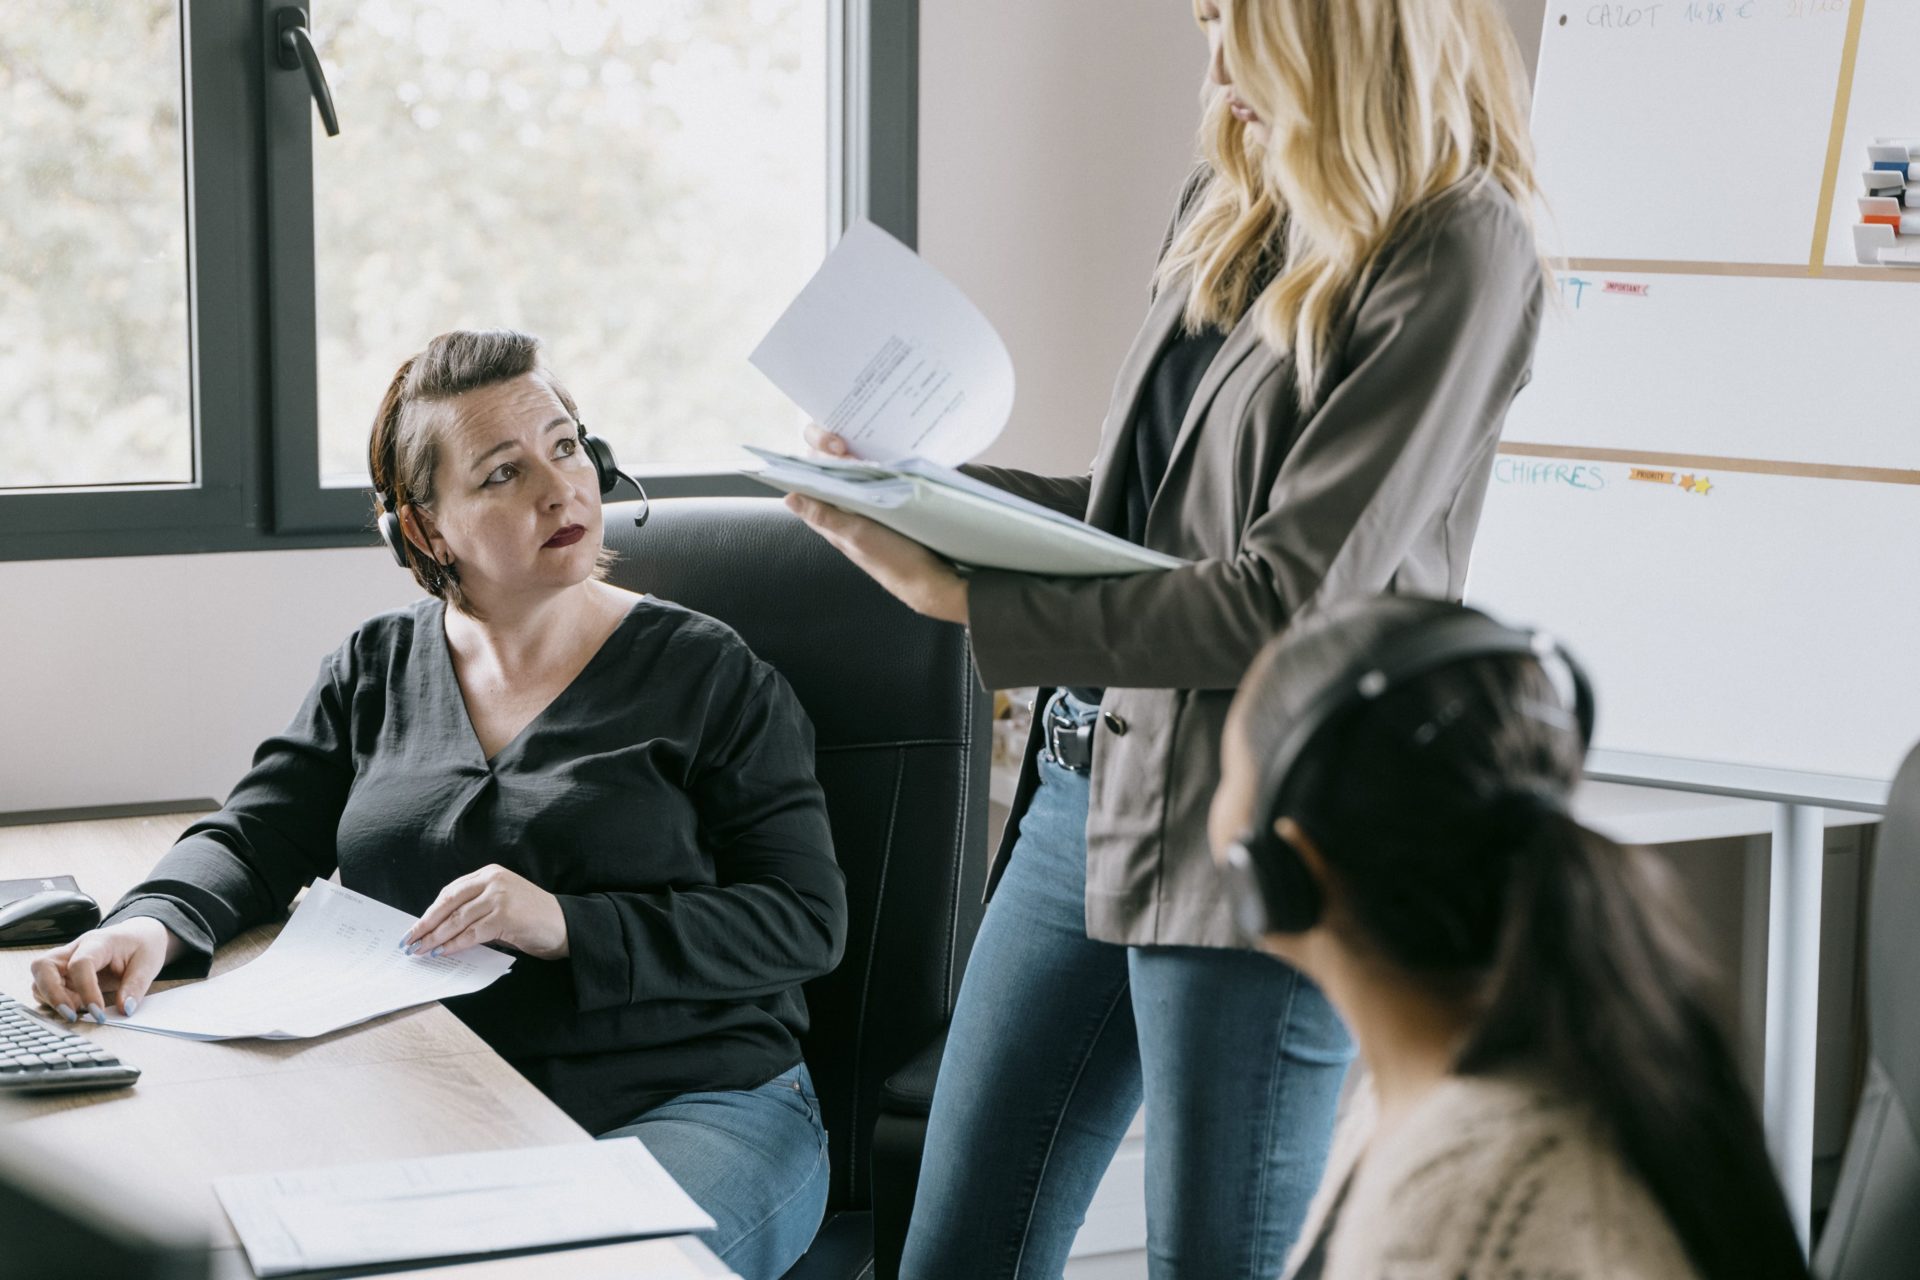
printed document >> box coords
[106,879,513,1040]
[214,1138,717,1276]
[744,221,1185,577]
[749,219,1014,465]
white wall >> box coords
[0,549,417,813]
[1501,0,1548,76]
[920,1,1208,479]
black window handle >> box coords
[275,8,340,137]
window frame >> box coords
[0,0,917,562]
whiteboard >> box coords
[1465,0,1920,805]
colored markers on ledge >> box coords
[1855,137,1920,267]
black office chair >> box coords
[604,497,991,1280]
[1814,740,1920,1279]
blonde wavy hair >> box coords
[1158,0,1544,404]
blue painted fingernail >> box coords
[125,997,140,1017]
[56,1004,76,1023]
[396,939,408,951]
[429,947,444,958]
[87,1003,107,1024]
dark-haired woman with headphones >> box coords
[1210,594,1806,1280]
[28,330,848,1280]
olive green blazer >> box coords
[962,174,1545,948]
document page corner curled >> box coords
[748,217,1015,467]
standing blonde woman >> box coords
[789,1,1546,1274]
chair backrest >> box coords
[602,497,991,1213]
[1815,740,1920,1279]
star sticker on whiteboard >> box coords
[1676,474,1694,491]
[1690,476,1713,495]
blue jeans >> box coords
[901,698,1354,1279]
[598,1062,829,1280]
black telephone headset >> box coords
[376,419,649,570]
[1222,607,1595,940]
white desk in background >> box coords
[1577,780,1879,1248]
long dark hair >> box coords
[1239,597,1805,1280]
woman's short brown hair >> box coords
[368,329,602,613]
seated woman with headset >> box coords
[1209,596,1806,1280]
[28,329,848,1280]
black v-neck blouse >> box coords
[103,596,847,1134]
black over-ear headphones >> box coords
[1222,607,1595,940]
[377,418,649,570]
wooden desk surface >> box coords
[0,813,731,1279]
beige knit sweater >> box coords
[1283,1072,1702,1280]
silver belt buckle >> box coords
[1044,700,1089,771]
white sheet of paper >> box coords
[107,879,514,1040]
[748,219,1015,465]
[214,1137,717,1277]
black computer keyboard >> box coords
[0,991,141,1093]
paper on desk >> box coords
[106,879,513,1041]
[748,219,1014,465]
[214,1137,717,1277]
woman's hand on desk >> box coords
[29,916,182,1023]
[402,864,569,961]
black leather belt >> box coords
[1044,698,1096,773]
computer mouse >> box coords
[0,890,102,947]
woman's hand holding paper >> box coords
[402,864,569,960]
[802,423,852,458]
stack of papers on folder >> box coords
[214,1138,717,1276]
[744,448,1183,577]
[746,220,1187,578]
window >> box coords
[0,1,193,490]
[310,0,828,485]
[0,0,917,559]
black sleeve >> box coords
[956,463,1093,519]
[100,642,355,967]
[556,663,848,1013]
